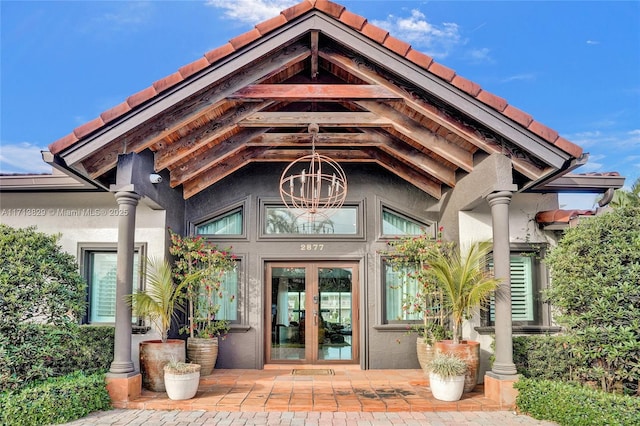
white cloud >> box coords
[586,40,600,45]
[468,47,492,63]
[500,73,536,84]
[206,0,296,24]
[372,9,461,59]
[0,142,51,174]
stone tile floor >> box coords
[63,367,556,425]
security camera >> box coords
[149,174,163,184]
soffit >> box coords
[48,1,584,200]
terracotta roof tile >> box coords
[503,105,533,127]
[427,62,455,82]
[315,0,345,18]
[476,89,507,112]
[100,101,132,124]
[281,0,314,21]
[204,43,236,64]
[528,120,559,144]
[48,0,585,163]
[256,14,288,35]
[554,136,583,158]
[49,132,79,155]
[126,86,158,109]
[73,117,104,139]
[452,75,481,97]
[152,72,184,94]
[405,49,433,70]
[178,57,210,79]
[383,35,411,57]
[339,10,366,30]
[360,22,389,44]
[229,28,262,51]
[535,209,595,224]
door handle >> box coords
[313,310,318,326]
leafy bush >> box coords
[515,377,640,426]
[0,324,113,392]
[544,206,640,393]
[513,335,578,381]
[0,225,86,326]
[0,371,111,426]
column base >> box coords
[484,372,520,409]
[105,372,141,407]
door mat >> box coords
[292,369,334,376]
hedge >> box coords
[0,371,111,426]
[515,377,640,426]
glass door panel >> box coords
[270,267,306,361]
[317,267,352,361]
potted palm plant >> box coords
[163,360,201,400]
[384,228,450,373]
[169,230,236,376]
[429,240,501,393]
[126,257,190,392]
[427,352,467,401]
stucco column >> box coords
[109,191,140,374]
[486,190,517,376]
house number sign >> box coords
[300,243,324,251]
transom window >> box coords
[264,206,358,235]
[196,208,243,235]
[381,207,432,237]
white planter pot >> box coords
[429,372,465,401]
[164,370,200,400]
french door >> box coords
[266,262,359,364]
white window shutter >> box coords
[490,255,534,322]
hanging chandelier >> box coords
[279,123,347,220]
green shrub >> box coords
[0,225,86,326]
[544,206,640,393]
[0,371,111,426]
[513,335,578,381]
[515,377,640,426]
[0,324,114,392]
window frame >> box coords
[191,199,248,240]
[78,242,147,326]
[258,198,365,240]
[378,202,436,240]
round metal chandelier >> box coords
[279,123,347,220]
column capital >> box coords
[114,191,141,206]
[486,190,513,207]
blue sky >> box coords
[1,1,639,207]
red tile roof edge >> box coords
[535,209,596,224]
[48,0,584,162]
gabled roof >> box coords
[47,0,586,200]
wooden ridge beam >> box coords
[255,149,372,162]
[246,132,388,146]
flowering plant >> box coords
[383,227,452,345]
[169,229,237,339]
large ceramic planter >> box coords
[435,340,480,393]
[429,373,465,401]
[139,339,185,392]
[164,363,201,400]
[416,337,435,373]
[187,337,219,376]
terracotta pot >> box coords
[435,340,480,393]
[186,337,219,376]
[139,339,185,392]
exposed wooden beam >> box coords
[311,31,319,81]
[229,84,400,101]
[363,148,442,199]
[246,131,388,146]
[181,146,271,199]
[255,149,372,162]
[154,101,273,171]
[355,100,474,172]
[168,128,267,187]
[321,50,544,180]
[239,112,393,127]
